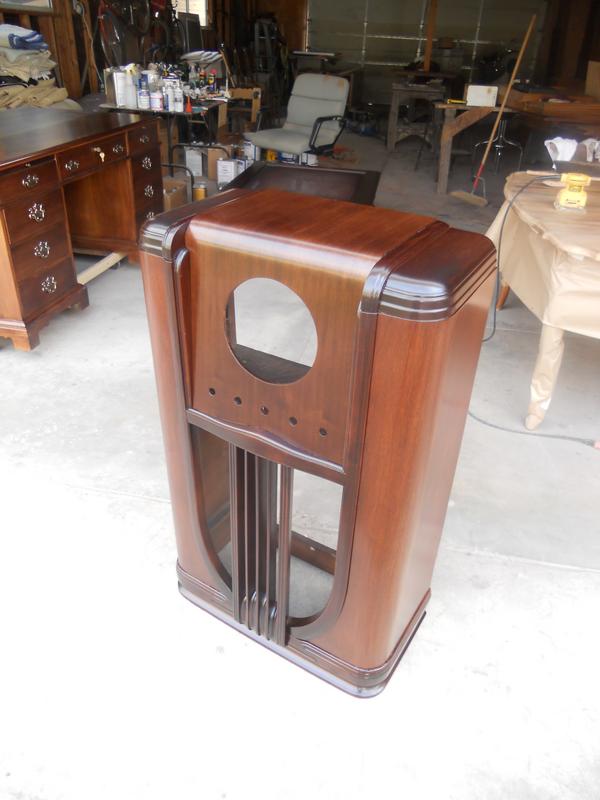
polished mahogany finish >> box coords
[139,189,495,696]
[0,108,163,350]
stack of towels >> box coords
[0,24,55,83]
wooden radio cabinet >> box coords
[139,189,495,696]
[0,108,163,350]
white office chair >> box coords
[245,73,349,156]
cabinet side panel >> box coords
[311,276,493,669]
[140,249,225,593]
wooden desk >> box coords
[435,103,497,194]
[0,108,163,350]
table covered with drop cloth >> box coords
[486,171,600,429]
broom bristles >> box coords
[449,190,488,207]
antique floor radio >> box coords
[140,188,495,696]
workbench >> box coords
[387,82,446,152]
[0,107,163,350]
[435,102,498,194]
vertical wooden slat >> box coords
[254,455,261,634]
[274,466,293,646]
[228,445,244,622]
[52,0,82,98]
[79,0,99,93]
[422,0,438,72]
[243,451,250,628]
[264,461,277,639]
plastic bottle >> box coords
[174,83,184,113]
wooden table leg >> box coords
[437,106,495,195]
[387,87,401,152]
[496,282,510,309]
[437,108,456,194]
[525,324,565,430]
[217,101,228,140]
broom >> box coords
[450,14,537,207]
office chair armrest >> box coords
[308,115,346,151]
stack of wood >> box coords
[0,77,68,110]
[502,86,600,126]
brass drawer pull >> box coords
[22,173,40,188]
[92,146,106,163]
[34,240,50,259]
[28,202,46,223]
[145,210,156,220]
[113,143,124,154]
[64,159,80,173]
[142,156,152,170]
[41,275,57,294]
[139,134,150,144]
[144,184,154,198]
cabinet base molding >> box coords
[0,284,88,351]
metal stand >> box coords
[472,115,523,174]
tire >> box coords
[131,0,151,36]
[99,9,128,68]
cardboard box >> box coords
[466,84,498,107]
[185,147,205,178]
[207,145,233,180]
[162,175,188,211]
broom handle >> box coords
[473,13,537,189]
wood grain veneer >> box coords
[139,188,495,696]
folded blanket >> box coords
[0,78,68,109]
[0,46,55,81]
[0,24,48,51]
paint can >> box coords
[193,182,207,201]
[279,151,299,164]
[265,149,278,162]
[242,141,260,161]
[300,152,319,166]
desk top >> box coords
[0,108,145,170]
[504,171,600,262]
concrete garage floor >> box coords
[1,131,599,800]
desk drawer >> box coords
[0,159,59,205]
[18,257,77,320]
[133,163,163,208]
[131,149,160,180]
[3,188,66,245]
[58,132,127,181]
[11,223,71,279]
[128,123,159,155]
[136,195,165,230]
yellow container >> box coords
[193,183,207,201]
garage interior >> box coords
[1,0,599,798]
